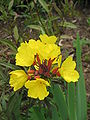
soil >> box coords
[0,8,90,119]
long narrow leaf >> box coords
[38,0,49,13]
[27,25,45,34]
[13,26,19,42]
[76,33,87,120]
[0,61,20,70]
[58,21,77,29]
[6,93,22,120]
[0,39,17,52]
[29,106,46,120]
[8,0,14,11]
[52,84,68,120]
[51,104,62,120]
[68,83,77,120]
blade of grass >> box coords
[27,25,45,34]
[51,104,62,120]
[38,0,49,13]
[0,66,7,81]
[76,33,87,120]
[8,0,14,11]
[0,39,17,52]
[6,93,22,120]
[52,84,69,120]
[29,106,46,120]
[27,25,41,30]
[58,21,77,29]
[68,83,77,120]
[0,61,20,70]
[13,26,19,43]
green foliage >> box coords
[76,33,87,120]
[6,93,22,120]
[73,38,90,47]
[0,61,20,70]
[0,65,10,120]
[38,0,49,13]
[61,0,77,17]
[0,39,17,52]
[0,0,88,120]
[87,17,90,26]
[68,83,76,120]
[85,54,90,62]
[51,84,68,120]
[27,25,45,34]
[8,0,14,11]
[13,25,19,43]
[59,21,77,28]
[29,106,46,120]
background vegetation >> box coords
[0,0,90,120]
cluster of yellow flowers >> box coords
[9,34,79,100]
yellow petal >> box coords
[59,69,79,82]
[16,41,35,66]
[58,55,62,67]
[29,39,61,62]
[39,34,57,44]
[9,70,28,91]
[39,44,61,61]
[28,39,39,52]
[61,56,76,71]
[25,78,50,100]
[29,39,46,62]
[59,56,79,83]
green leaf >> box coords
[68,83,77,120]
[60,35,73,39]
[29,106,46,120]
[0,66,7,81]
[38,0,49,13]
[0,61,20,70]
[27,25,41,30]
[27,25,45,34]
[52,84,68,120]
[76,33,87,120]
[0,39,17,52]
[13,26,19,42]
[16,5,29,9]
[73,38,90,48]
[53,2,63,18]
[6,93,22,120]
[1,96,7,110]
[59,21,77,28]
[0,104,2,112]
[51,104,61,120]
[85,54,90,62]
[8,0,14,11]
[87,17,90,26]
[49,16,60,21]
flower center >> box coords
[27,54,60,80]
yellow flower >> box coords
[16,41,35,66]
[9,70,28,91]
[28,39,61,62]
[16,36,60,67]
[58,56,79,83]
[39,34,57,44]
[38,43,61,62]
[28,39,42,53]
[25,78,50,100]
